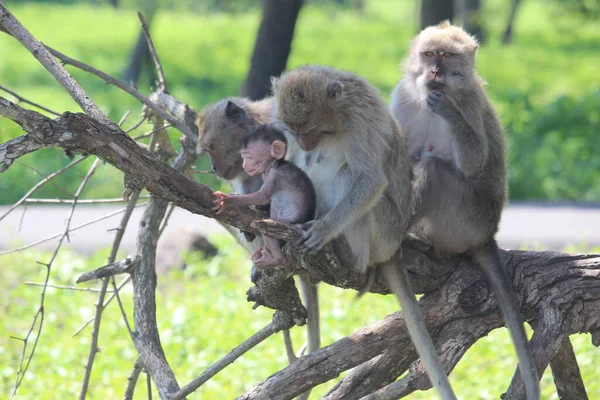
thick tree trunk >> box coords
[420,0,454,30]
[502,0,521,45]
[456,0,484,42]
[241,0,303,100]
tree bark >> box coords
[420,0,454,30]
[241,0,303,100]
[502,0,521,45]
[457,0,484,42]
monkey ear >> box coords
[225,101,249,124]
[327,80,343,99]
[270,76,280,92]
[270,140,287,160]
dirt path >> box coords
[0,203,598,258]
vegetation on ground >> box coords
[2,233,600,399]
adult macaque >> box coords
[196,98,321,399]
[213,125,316,269]
[390,22,539,399]
[272,66,459,399]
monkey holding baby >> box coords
[212,125,316,268]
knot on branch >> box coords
[76,255,140,283]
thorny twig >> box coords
[124,357,144,400]
[24,282,114,293]
[0,156,87,223]
[0,203,147,256]
[10,157,101,398]
[138,12,168,93]
[0,84,61,116]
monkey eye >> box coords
[424,51,434,57]
[321,131,335,136]
[442,52,452,58]
[208,143,215,151]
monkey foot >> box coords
[251,247,265,262]
[254,249,289,269]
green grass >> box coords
[2,235,600,399]
[1,1,600,204]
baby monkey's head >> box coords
[240,125,287,176]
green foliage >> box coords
[0,0,599,204]
[1,238,600,398]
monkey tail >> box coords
[354,266,377,300]
[471,240,540,400]
[382,261,458,400]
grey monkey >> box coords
[390,21,540,400]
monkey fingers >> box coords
[426,90,445,113]
[297,222,327,255]
[251,246,264,261]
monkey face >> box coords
[240,141,273,176]
[273,67,341,152]
[196,100,256,180]
[408,22,478,94]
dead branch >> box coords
[172,313,295,400]
[238,252,600,400]
[76,256,140,283]
[138,12,167,93]
[0,84,60,116]
[0,5,112,126]
[550,338,589,399]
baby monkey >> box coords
[213,125,316,268]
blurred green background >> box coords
[1,0,600,399]
[1,0,599,204]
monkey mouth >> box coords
[426,80,444,90]
[223,165,235,179]
[299,142,317,151]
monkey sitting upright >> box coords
[391,22,540,399]
[213,125,316,269]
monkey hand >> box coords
[212,191,230,214]
[426,89,446,113]
[297,220,331,255]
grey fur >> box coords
[391,22,539,400]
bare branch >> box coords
[137,12,167,93]
[25,282,113,293]
[0,5,112,125]
[72,276,132,338]
[79,191,141,399]
[124,357,144,400]
[550,338,589,400]
[238,252,600,400]
[25,197,149,204]
[172,314,295,400]
[0,203,147,256]
[11,156,101,397]
[76,256,140,283]
[0,84,60,116]
[0,154,85,212]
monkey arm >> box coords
[435,94,489,178]
[322,172,388,237]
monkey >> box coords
[212,125,316,269]
[271,65,462,399]
[196,98,322,400]
[390,22,540,399]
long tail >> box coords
[472,240,540,400]
[382,262,457,400]
[296,277,320,400]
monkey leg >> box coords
[411,158,500,256]
[382,257,457,400]
[254,235,288,269]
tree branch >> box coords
[238,252,600,400]
[0,5,112,126]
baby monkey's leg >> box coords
[254,234,288,269]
